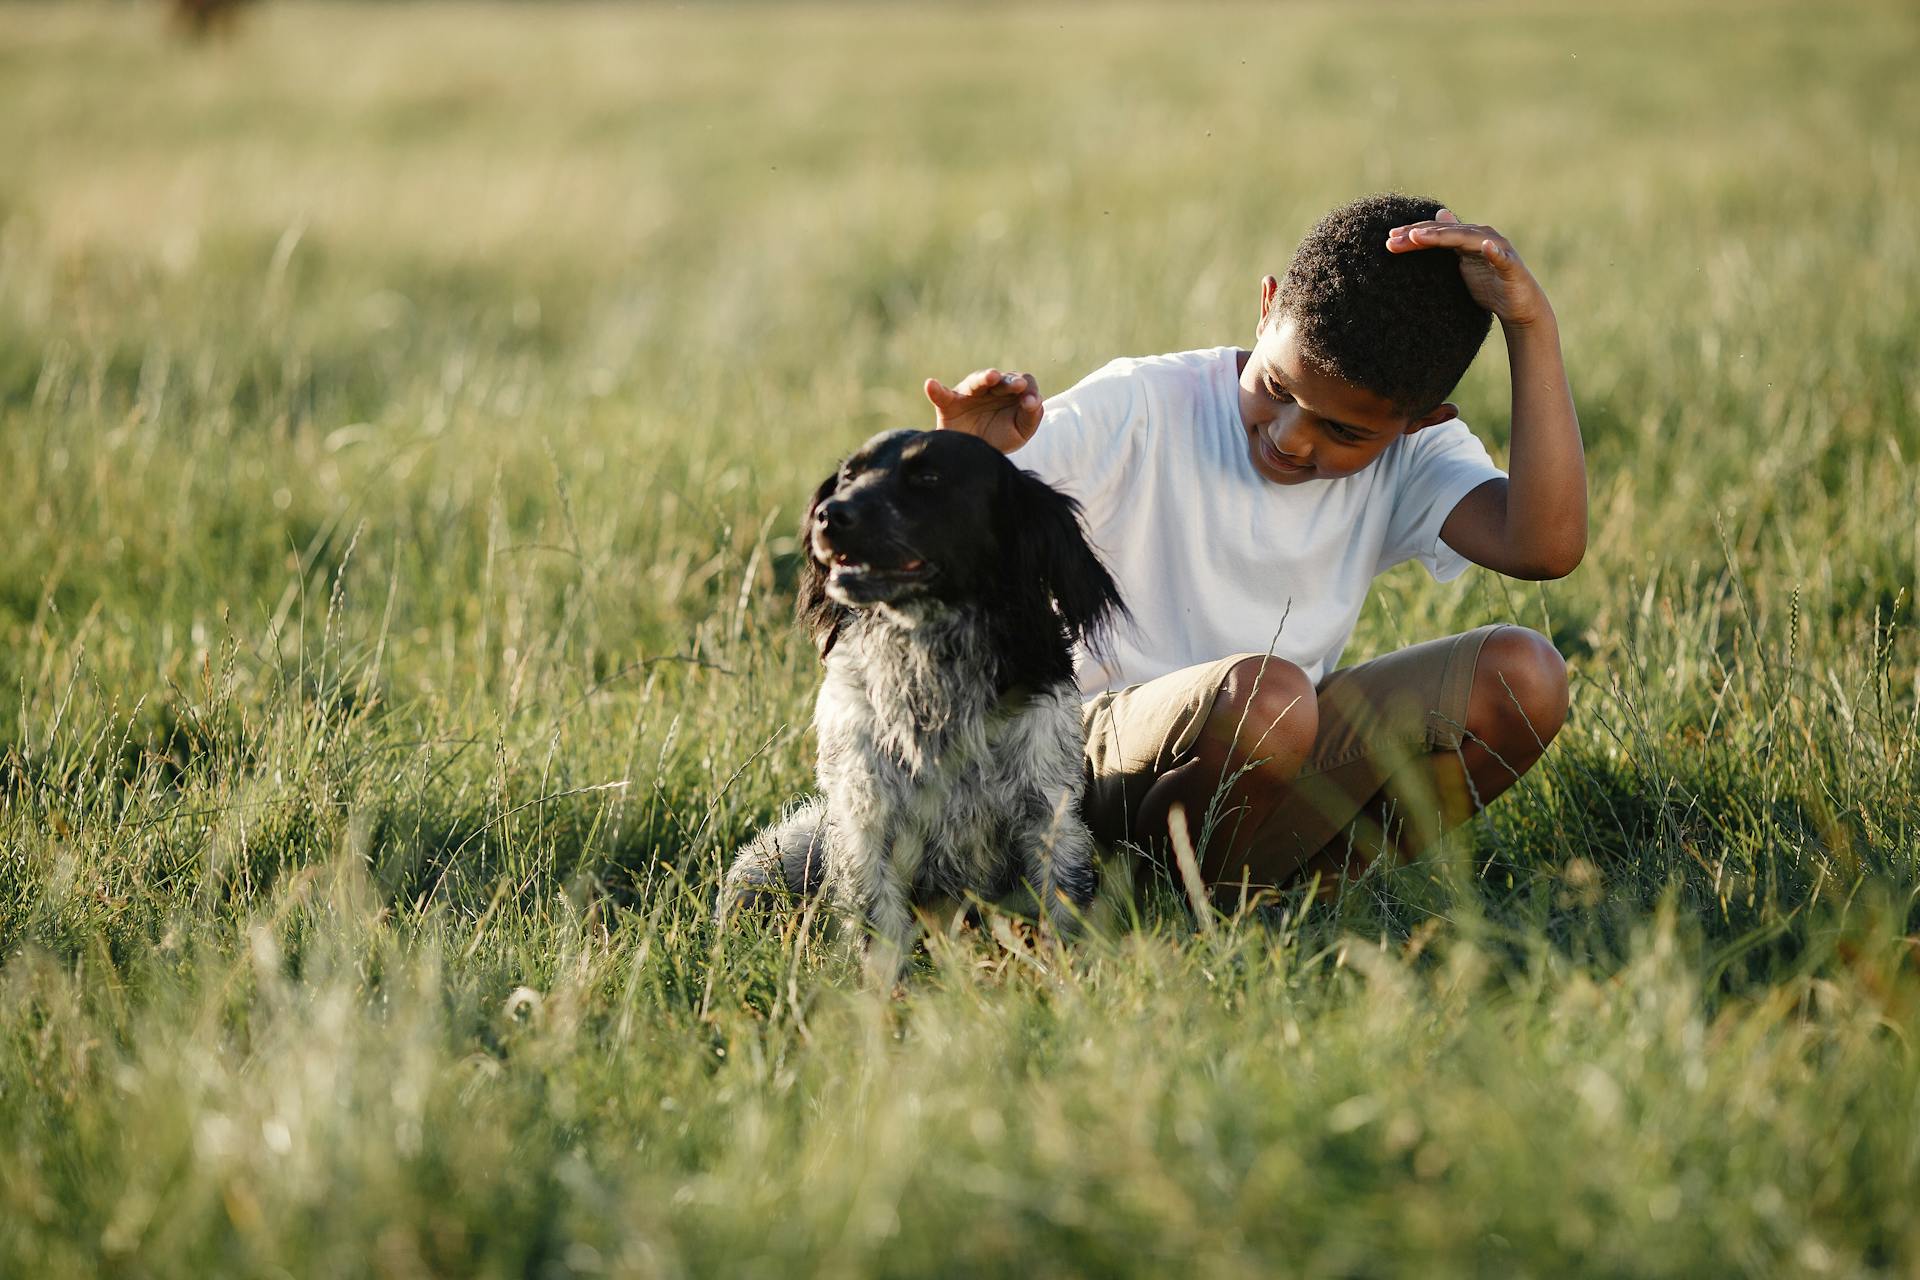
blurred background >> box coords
[4,1,1914,674]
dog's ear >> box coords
[1003,466,1125,652]
[795,469,847,659]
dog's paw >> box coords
[716,798,830,925]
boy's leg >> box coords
[1081,653,1318,884]
[1083,627,1568,893]
[1293,626,1568,885]
[1133,655,1318,881]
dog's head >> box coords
[797,429,1123,668]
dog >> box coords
[720,428,1124,982]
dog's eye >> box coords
[908,468,940,488]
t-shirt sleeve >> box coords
[1377,417,1506,582]
[1008,358,1142,530]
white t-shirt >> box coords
[1015,347,1505,695]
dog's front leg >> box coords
[823,789,918,987]
[830,831,915,987]
[859,870,917,987]
[1003,697,1099,937]
[1020,786,1098,938]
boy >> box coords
[924,194,1584,891]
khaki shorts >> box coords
[1081,626,1506,888]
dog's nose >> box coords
[817,498,858,531]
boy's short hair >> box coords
[1273,192,1493,415]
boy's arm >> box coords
[925,368,1044,453]
[1390,212,1587,581]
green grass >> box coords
[3,0,1919,1274]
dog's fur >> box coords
[720,429,1123,981]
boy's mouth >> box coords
[1256,427,1313,475]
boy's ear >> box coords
[1406,402,1459,435]
[1257,275,1280,330]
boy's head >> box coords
[1268,192,1492,416]
[1236,193,1493,486]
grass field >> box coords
[3,0,1919,1274]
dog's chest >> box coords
[815,617,1067,888]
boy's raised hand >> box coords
[1386,209,1553,330]
[925,368,1043,454]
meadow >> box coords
[2,0,1918,1274]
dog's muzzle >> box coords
[815,498,936,605]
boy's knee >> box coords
[1207,655,1319,779]
[1468,627,1569,751]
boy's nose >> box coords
[1275,422,1313,462]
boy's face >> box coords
[1237,277,1457,486]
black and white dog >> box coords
[720,428,1123,981]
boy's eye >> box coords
[1325,423,1363,444]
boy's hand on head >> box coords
[924,368,1043,454]
[1386,209,1554,330]
[1404,209,1585,580]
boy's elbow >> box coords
[1516,537,1585,581]
[1535,555,1583,582]
[1495,524,1586,580]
